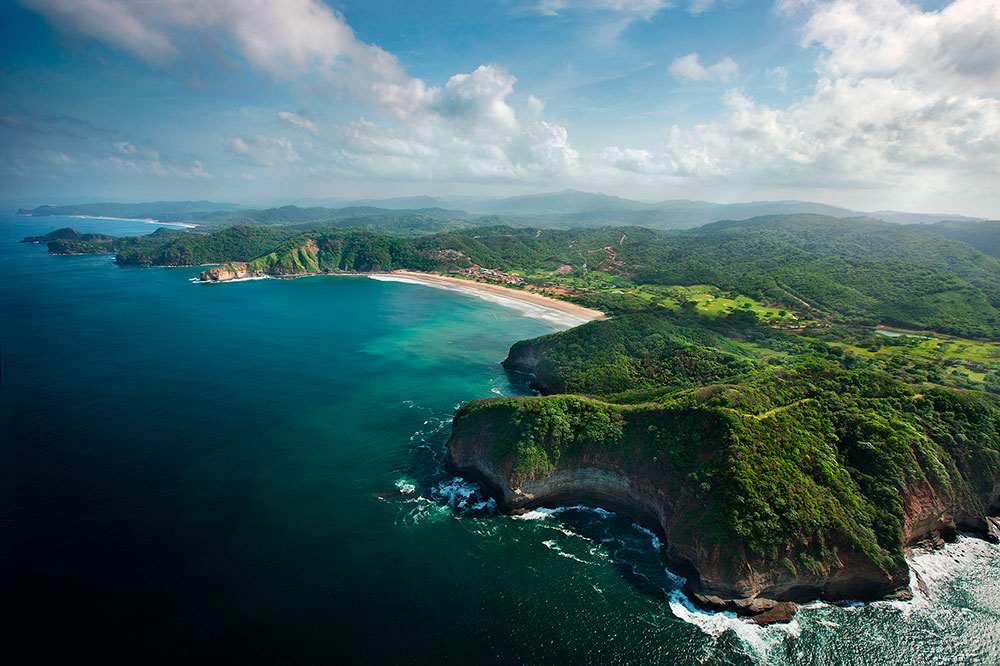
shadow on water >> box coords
[392,366,685,606]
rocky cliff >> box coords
[198,233,419,281]
[199,262,270,282]
[447,338,1000,623]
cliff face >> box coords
[198,234,415,282]
[445,386,1000,622]
[199,262,269,282]
[502,337,556,390]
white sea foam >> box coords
[906,533,999,610]
[632,524,663,550]
[668,588,800,662]
[368,274,590,328]
[395,479,416,495]
[541,539,594,565]
[430,477,496,512]
[396,497,451,526]
[511,508,561,521]
[194,275,273,284]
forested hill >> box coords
[691,215,1000,291]
[925,220,1000,260]
[32,214,1000,339]
[18,201,479,234]
[19,194,986,232]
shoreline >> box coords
[374,270,606,323]
[21,213,198,228]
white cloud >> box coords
[278,111,319,134]
[20,0,403,80]
[783,0,1000,96]
[224,135,300,167]
[568,0,999,214]
[661,81,1000,182]
[537,1,671,20]
[331,66,579,183]
[654,1,1000,204]
[0,109,211,182]
[102,156,213,179]
[600,146,668,174]
[179,160,213,180]
[765,66,789,92]
[22,0,580,184]
[668,53,739,81]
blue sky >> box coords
[2,0,998,216]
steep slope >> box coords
[200,229,431,280]
[447,354,1000,621]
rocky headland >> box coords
[444,321,1000,624]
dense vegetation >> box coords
[240,229,434,274]
[486,303,1000,572]
[35,214,1000,339]
[507,314,759,395]
[457,355,1000,572]
[927,220,1000,260]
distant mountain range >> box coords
[16,189,990,232]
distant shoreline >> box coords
[372,270,606,323]
[20,212,198,228]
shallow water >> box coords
[4,215,998,664]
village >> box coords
[451,265,525,286]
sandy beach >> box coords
[63,214,199,228]
[373,270,606,322]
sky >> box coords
[1,0,998,216]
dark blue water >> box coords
[4,215,999,664]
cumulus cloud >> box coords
[783,0,1000,95]
[654,0,1000,203]
[668,53,739,81]
[332,65,579,183]
[22,0,580,184]
[278,111,319,134]
[660,82,1000,181]
[600,146,668,174]
[20,0,403,80]
[224,135,300,167]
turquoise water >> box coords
[4,215,999,664]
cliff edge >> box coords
[445,324,1000,623]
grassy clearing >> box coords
[513,270,818,326]
[821,332,1000,392]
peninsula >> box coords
[445,315,1000,623]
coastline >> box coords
[23,213,199,228]
[373,270,606,323]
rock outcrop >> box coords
[199,262,268,282]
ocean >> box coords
[4,215,999,664]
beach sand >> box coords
[373,270,606,323]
